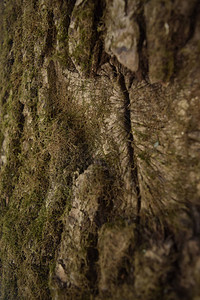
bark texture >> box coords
[0,0,200,299]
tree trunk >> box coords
[0,0,200,299]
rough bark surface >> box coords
[0,0,200,299]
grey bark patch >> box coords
[105,0,139,72]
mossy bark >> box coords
[0,0,200,299]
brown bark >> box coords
[0,0,200,299]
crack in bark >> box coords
[124,0,128,16]
[185,0,200,45]
[118,74,141,225]
[135,5,148,80]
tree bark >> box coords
[0,0,200,299]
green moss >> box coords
[0,0,99,292]
[69,0,97,74]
